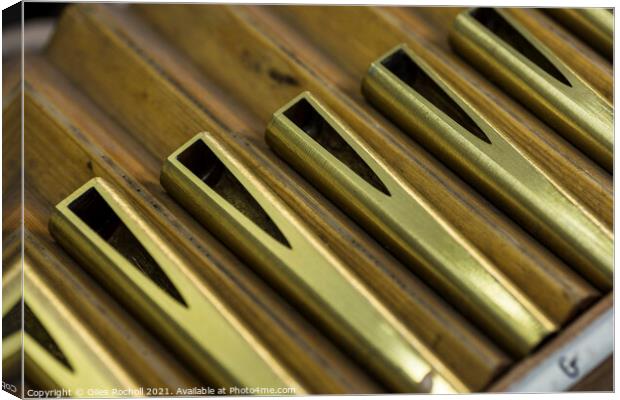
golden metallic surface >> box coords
[449,8,613,172]
[2,243,22,380]
[12,230,198,395]
[207,133,511,393]
[545,8,613,59]
[2,333,21,382]
[266,92,558,357]
[49,178,303,392]
[362,44,613,290]
[161,132,462,393]
[23,259,136,393]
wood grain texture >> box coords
[570,356,613,392]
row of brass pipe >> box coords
[10,6,612,395]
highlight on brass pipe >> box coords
[545,8,613,60]
[160,132,472,393]
[13,232,199,395]
[2,248,22,397]
[449,7,613,172]
[265,91,564,357]
[362,44,612,291]
[20,278,122,394]
[48,177,304,392]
